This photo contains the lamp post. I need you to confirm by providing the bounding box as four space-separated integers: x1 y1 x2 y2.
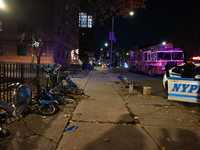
109 16 115 72
109 12 134 72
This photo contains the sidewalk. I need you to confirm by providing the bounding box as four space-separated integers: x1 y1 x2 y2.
57 67 200 150
0 67 199 150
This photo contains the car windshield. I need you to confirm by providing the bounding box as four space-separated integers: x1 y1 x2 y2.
157 52 183 60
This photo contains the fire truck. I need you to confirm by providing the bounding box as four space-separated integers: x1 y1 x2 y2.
128 43 184 76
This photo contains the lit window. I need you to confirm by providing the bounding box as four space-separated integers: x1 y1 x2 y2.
79 12 93 28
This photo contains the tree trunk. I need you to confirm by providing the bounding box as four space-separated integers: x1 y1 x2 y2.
31 46 35 63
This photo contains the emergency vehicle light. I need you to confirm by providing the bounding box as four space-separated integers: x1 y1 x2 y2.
192 56 200 60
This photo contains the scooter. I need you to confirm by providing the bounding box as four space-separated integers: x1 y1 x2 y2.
0 83 31 136
49 64 84 95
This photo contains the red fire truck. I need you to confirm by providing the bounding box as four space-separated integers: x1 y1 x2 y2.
128 43 184 76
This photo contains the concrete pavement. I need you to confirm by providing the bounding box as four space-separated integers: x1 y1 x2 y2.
0 67 199 150
57 67 200 150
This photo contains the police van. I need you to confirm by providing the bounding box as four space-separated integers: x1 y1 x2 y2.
163 56 200 103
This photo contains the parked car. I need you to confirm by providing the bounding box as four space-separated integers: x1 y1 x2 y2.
163 62 200 90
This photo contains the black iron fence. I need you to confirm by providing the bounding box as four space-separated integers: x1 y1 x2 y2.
0 62 90 105
0 62 46 104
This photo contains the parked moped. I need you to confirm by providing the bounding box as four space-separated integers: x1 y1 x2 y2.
0 83 31 136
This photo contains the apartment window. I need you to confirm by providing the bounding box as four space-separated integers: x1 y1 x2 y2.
61 48 64 58
61 32 64 40
66 34 68 43
62 14 65 22
17 22 26 33
66 4 69 10
57 27 60 37
57 47 60 57
0 21 2 31
17 44 26 56
57 7 61 16
65 50 68 58
0 44 3 55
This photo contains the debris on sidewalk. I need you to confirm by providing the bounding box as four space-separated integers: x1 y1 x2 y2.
63 114 71 118
104 138 110 142
65 126 78 131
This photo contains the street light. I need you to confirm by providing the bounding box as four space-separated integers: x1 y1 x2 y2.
0 0 5 9
0 1 3 8
109 11 134 72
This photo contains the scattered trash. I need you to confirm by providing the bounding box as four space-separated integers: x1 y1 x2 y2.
166 138 171 141
65 126 78 131
104 139 110 142
93 119 99 123
63 114 71 118
161 146 167 150
121 123 127 125
129 81 133 93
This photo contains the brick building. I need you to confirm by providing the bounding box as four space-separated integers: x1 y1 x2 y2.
0 0 79 66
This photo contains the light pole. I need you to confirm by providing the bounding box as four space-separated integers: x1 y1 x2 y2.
109 11 134 72
109 16 115 72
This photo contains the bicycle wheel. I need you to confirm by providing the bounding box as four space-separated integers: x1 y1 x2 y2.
69 87 84 95
57 96 75 105
39 104 59 116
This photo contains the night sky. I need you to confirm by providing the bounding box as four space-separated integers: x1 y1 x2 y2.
94 0 200 54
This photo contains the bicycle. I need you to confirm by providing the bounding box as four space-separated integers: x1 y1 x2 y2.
43 63 84 95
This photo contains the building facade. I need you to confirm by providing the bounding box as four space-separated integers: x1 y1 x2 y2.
79 12 95 64
0 0 79 65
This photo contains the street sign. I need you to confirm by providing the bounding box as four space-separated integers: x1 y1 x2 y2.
109 31 115 41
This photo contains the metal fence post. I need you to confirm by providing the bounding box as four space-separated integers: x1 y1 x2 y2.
37 64 40 93
21 63 24 83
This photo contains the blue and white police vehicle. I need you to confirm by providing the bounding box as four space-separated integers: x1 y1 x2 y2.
163 56 200 103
